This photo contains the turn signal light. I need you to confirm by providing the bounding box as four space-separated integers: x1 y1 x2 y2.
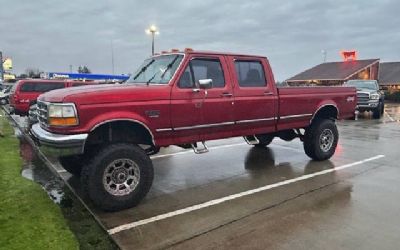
49 117 78 126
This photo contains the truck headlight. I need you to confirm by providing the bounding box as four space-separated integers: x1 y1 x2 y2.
370 94 379 100
48 103 78 126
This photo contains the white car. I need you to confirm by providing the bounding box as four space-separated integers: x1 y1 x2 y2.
0 86 11 105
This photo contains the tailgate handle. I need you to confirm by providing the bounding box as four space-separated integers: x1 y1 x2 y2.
221 92 233 97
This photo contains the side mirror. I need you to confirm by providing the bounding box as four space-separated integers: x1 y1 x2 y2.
198 79 212 89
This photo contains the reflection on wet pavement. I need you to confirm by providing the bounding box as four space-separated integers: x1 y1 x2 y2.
18 130 66 204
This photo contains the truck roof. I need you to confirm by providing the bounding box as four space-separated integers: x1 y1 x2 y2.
153 50 268 59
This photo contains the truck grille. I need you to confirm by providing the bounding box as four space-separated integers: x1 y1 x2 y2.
357 92 370 105
37 101 49 127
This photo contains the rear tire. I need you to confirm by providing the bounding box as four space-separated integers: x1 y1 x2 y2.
303 119 338 161
81 143 154 211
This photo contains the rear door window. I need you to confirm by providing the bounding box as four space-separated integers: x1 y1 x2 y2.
20 82 36 92
234 60 267 87
20 82 65 92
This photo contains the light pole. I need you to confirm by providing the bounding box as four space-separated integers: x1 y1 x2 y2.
145 25 159 56
0 51 4 81
321 50 327 63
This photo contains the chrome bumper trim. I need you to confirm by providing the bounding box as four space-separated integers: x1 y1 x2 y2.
30 123 88 157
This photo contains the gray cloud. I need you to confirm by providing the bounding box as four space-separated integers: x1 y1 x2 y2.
1 0 399 81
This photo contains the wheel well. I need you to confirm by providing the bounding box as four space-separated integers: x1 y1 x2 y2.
311 105 338 123
85 120 154 151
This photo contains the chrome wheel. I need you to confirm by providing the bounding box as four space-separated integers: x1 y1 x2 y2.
319 129 334 152
103 159 140 196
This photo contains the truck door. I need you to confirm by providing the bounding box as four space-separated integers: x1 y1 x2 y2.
170 54 234 143
228 56 277 136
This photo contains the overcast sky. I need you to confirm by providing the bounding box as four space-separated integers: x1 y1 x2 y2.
1 0 400 81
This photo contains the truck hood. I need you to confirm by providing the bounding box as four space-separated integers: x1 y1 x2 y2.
356 88 378 94
38 83 170 104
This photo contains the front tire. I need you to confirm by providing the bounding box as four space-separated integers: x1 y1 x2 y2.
372 104 382 119
81 143 154 211
303 119 338 161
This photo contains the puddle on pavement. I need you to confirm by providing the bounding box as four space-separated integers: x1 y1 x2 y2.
19 131 66 204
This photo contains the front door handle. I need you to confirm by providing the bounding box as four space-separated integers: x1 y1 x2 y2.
264 92 273 96
192 88 201 93
221 92 233 97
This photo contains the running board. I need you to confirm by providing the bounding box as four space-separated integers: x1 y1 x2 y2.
191 141 209 154
244 135 259 145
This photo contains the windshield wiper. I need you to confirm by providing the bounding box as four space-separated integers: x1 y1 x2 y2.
146 55 180 85
146 72 159 85
160 55 180 79
133 59 155 80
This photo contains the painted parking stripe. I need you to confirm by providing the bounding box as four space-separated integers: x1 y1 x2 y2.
108 154 385 235
385 112 396 122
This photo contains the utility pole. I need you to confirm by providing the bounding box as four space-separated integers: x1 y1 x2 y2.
0 51 4 81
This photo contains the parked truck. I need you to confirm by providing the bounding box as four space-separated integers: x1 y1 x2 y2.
30 49 356 211
343 80 384 119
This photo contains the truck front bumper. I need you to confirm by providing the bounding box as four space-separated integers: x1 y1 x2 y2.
30 123 88 157
356 100 379 111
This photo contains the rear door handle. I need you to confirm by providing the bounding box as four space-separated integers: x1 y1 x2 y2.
221 93 233 97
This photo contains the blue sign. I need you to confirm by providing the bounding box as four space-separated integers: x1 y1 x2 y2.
46 72 129 81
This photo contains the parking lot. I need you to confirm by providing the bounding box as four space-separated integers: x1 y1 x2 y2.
6 104 400 250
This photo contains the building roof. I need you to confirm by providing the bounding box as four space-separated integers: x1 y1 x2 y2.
286 59 380 82
379 62 400 85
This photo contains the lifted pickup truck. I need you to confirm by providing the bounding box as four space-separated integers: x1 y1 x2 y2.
31 49 356 211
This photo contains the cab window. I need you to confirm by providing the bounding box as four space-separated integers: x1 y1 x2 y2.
178 58 225 88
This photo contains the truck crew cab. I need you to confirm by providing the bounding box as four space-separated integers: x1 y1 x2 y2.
31 49 356 211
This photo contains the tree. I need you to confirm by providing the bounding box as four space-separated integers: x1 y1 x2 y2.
24 68 42 78
18 73 28 79
78 65 91 73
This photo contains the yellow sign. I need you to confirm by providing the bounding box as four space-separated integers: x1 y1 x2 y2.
3 58 12 70
3 73 15 80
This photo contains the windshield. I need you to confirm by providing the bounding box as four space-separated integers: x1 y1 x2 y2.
126 54 183 84
344 80 378 90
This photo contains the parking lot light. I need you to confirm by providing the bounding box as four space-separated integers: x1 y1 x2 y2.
145 25 159 56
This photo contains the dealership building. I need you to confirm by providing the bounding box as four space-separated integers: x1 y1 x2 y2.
286 55 400 92
378 62 400 91
286 59 380 86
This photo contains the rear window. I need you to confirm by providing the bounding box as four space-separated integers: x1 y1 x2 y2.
20 82 65 92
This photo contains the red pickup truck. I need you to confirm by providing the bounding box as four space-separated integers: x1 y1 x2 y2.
31 49 356 211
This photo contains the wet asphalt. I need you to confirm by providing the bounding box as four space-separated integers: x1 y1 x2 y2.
5 103 400 250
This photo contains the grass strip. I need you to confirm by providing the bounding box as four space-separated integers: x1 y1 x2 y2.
0 110 78 250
